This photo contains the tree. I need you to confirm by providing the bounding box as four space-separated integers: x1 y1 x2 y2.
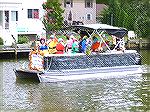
99 0 150 38
0 37 3 45
96 0 109 4
42 0 64 35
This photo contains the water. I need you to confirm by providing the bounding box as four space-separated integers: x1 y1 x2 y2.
1 50 150 112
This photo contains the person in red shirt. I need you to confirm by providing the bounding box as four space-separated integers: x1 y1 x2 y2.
56 38 65 54
91 36 100 52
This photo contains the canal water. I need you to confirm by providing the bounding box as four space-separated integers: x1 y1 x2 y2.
1 50 150 112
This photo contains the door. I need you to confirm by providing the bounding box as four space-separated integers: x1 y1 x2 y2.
5 11 9 29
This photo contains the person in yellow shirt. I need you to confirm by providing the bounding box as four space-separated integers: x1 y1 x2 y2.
47 35 58 54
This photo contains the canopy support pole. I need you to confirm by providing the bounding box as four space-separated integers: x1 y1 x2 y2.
96 30 111 51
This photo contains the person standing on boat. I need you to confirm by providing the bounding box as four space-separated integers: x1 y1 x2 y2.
86 37 92 55
72 37 79 54
91 36 100 52
56 38 65 54
39 38 48 51
66 35 74 53
38 38 49 56
47 35 58 54
119 38 125 52
79 36 87 53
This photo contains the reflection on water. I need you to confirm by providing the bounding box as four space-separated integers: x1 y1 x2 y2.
1 50 150 111
140 50 150 65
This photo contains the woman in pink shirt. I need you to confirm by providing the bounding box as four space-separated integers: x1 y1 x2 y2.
66 35 74 53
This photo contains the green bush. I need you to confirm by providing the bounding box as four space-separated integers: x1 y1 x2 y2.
18 36 29 44
0 37 3 45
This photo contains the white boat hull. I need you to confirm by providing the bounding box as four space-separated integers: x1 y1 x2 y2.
38 65 144 82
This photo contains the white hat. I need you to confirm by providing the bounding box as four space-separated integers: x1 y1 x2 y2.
58 38 63 42
70 35 74 39
50 35 54 38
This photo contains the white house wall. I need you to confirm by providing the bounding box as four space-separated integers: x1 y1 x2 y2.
0 0 46 46
0 0 22 45
0 0 97 46
17 0 45 35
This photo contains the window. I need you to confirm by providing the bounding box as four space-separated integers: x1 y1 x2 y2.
86 13 92 20
85 0 93 8
64 0 73 8
11 11 18 21
28 9 39 19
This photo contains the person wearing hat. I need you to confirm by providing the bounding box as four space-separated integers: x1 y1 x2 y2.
38 38 49 56
79 35 87 53
48 34 58 54
66 35 74 53
56 38 65 54
39 38 48 51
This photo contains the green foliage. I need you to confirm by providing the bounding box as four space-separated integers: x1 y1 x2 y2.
0 37 3 45
96 0 109 4
99 0 150 38
18 36 29 44
42 0 64 33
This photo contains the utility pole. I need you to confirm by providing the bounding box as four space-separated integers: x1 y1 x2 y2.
111 14 113 26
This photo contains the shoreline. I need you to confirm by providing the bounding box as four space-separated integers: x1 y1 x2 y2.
0 40 150 59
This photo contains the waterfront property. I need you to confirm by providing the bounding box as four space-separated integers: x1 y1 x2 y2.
15 24 142 82
62 0 96 25
0 0 46 46
0 0 105 47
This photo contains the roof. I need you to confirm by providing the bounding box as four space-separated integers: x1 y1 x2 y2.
63 24 126 30
77 24 124 30
63 24 128 38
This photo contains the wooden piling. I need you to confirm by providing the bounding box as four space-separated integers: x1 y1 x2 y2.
11 35 17 60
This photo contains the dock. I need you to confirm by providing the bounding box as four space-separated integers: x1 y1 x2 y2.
127 38 150 49
0 44 31 59
0 38 149 59
0 47 31 53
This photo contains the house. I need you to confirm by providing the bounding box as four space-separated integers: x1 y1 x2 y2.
0 0 22 46
0 0 46 46
62 0 96 26
0 0 98 46
96 4 107 23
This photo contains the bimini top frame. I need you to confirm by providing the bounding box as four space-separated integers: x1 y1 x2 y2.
63 24 127 38
62 24 128 51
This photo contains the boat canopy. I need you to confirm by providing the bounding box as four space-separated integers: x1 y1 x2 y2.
62 24 128 51
63 24 128 38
